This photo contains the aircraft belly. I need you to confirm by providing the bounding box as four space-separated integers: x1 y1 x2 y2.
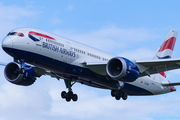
3 47 158 96
5 47 119 90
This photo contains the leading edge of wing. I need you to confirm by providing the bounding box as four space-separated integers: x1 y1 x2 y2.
83 58 180 77
136 58 180 66
136 58 180 77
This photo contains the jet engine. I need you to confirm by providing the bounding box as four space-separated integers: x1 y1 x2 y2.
106 57 139 82
4 62 36 86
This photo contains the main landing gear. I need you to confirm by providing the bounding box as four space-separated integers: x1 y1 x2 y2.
61 91 78 102
61 79 78 102
60 79 128 102
111 90 128 100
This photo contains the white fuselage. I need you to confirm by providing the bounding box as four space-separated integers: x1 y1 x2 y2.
2 28 174 96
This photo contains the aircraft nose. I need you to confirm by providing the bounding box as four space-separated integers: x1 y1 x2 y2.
2 36 13 54
2 36 13 49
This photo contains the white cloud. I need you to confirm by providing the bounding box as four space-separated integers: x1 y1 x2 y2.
87 26 160 42
53 25 160 54
0 73 180 120
0 2 37 39
1 56 180 120
0 3 35 21
0 2 38 62
0 3 179 119
44 81 180 120
0 3 47 118
119 47 155 60
0 77 52 120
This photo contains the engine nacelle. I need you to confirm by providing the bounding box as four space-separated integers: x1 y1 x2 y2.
106 57 139 82
4 62 36 86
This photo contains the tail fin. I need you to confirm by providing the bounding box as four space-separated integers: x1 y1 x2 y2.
152 29 178 60
152 29 178 77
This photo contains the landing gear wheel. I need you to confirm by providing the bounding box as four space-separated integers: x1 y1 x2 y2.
111 90 116 97
61 90 78 102
111 90 128 101
72 94 78 101
68 91 73 98
66 96 71 102
122 92 128 100
115 95 121 100
61 91 66 99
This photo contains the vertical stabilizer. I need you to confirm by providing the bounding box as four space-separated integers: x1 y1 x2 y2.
152 29 178 78
152 29 178 60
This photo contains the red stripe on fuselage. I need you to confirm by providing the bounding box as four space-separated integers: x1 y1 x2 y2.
29 31 55 40
158 37 176 52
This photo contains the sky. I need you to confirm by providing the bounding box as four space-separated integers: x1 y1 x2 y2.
1 0 180 120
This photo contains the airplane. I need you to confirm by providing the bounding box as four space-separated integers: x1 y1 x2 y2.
1 28 180 102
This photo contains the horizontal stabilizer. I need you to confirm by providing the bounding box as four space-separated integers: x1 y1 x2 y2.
162 82 180 86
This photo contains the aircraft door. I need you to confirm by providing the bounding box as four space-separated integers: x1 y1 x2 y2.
64 41 75 63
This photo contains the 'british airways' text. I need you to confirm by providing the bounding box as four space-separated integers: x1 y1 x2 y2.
42 42 76 57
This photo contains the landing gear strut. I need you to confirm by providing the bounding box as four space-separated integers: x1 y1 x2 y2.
61 79 78 102
111 90 128 100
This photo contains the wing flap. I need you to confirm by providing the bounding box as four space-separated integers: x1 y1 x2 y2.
32 67 46 77
32 66 63 79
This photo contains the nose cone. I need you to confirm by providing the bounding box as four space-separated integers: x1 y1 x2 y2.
2 36 13 54
2 36 12 49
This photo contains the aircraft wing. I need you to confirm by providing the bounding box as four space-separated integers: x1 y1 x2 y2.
32 66 63 80
83 58 180 77
136 58 180 77
2 58 180 80
82 61 108 75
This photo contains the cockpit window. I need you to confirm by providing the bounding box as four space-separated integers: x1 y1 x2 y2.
7 32 24 37
7 32 17 36
17 32 24 37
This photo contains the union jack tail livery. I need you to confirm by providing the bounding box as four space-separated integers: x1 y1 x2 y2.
153 30 178 60
152 29 178 78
